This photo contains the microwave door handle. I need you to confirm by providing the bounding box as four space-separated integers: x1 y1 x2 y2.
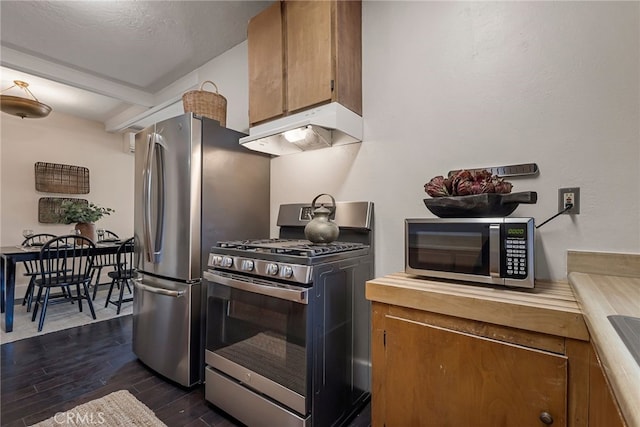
490 224 501 278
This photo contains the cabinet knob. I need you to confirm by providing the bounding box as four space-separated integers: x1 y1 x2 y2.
539 411 554 425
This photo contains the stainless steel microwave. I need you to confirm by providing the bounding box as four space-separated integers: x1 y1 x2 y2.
405 217 535 288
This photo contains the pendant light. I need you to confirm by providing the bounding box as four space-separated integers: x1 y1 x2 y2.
0 80 52 119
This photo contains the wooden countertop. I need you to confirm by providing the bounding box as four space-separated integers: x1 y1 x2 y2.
366 272 589 341
568 251 640 427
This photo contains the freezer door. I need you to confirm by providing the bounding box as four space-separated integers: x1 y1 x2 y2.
134 113 201 281
132 274 201 386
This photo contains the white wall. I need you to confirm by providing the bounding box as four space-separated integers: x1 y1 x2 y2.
268 1 640 281
2 2 638 288
197 41 251 135
127 42 252 134
0 110 135 289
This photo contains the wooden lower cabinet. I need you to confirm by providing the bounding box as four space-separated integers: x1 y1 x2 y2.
368 274 629 426
588 348 626 427
371 303 598 427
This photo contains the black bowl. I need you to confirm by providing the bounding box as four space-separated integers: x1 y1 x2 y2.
423 191 537 218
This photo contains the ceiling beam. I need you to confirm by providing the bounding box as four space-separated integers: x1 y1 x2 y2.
0 46 155 107
105 71 200 132
104 97 184 133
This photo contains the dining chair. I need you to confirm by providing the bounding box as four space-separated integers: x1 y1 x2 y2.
31 234 97 332
91 230 120 299
20 233 57 312
105 237 135 314
97 229 120 243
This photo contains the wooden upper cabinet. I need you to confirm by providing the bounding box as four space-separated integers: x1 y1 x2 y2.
248 0 362 127
248 1 284 125
285 1 332 114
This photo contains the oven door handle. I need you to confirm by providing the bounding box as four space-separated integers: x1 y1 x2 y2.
203 270 308 304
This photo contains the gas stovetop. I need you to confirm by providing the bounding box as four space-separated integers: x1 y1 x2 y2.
216 238 367 258
208 201 374 284
208 238 371 284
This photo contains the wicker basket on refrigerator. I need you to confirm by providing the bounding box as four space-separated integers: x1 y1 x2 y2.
182 80 227 127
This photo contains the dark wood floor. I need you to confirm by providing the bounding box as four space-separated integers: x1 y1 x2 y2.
0 315 371 427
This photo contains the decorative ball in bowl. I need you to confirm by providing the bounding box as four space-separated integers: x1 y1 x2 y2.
423 170 536 218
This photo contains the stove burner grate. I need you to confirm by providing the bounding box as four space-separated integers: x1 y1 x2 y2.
216 239 366 257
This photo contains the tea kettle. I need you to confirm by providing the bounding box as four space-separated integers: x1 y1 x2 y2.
304 193 340 244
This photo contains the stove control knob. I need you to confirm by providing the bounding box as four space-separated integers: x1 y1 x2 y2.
211 255 223 266
221 257 233 268
266 263 279 275
241 260 254 272
281 266 293 278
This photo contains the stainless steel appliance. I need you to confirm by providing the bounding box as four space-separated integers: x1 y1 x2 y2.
405 217 534 288
203 201 374 427
132 113 270 387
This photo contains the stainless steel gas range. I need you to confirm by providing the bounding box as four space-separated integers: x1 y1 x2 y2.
203 201 374 427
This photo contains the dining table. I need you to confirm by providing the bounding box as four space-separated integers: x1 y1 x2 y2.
0 241 125 333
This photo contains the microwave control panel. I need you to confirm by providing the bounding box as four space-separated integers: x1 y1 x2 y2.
503 223 529 279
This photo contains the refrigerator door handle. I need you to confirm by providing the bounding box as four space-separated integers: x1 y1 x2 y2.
143 133 166 263
142 133 153 262
134 279 186 298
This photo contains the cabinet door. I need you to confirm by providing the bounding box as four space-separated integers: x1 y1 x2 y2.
285 0 333 113
588 348 625 427
380 316 568 427
248 1 284 125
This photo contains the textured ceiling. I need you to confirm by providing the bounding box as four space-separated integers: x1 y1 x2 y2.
0 0 273 126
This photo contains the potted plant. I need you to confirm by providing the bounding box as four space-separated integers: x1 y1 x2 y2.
58 200 114 241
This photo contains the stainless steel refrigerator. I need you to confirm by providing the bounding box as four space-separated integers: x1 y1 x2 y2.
132 113 270 387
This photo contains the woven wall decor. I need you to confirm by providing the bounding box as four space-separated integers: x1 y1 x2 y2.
38 197 88 223
35 162 90 194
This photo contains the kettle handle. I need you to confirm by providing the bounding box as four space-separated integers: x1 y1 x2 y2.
311 193 336 214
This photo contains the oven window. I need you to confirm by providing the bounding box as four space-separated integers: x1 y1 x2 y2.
206 282 308 396
408 223 489 275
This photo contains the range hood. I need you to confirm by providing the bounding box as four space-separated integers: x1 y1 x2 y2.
239 102 363 156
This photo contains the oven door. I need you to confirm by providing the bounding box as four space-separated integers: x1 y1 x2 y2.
203 270 311 416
